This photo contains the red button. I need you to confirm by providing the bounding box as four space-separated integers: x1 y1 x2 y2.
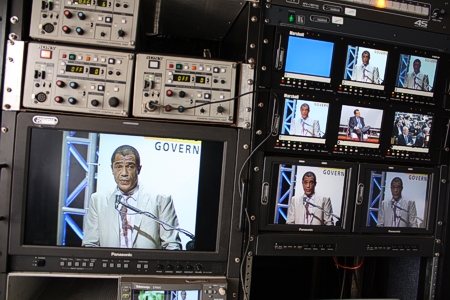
169 64 174 68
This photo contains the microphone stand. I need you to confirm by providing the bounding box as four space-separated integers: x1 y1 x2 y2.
391 201 423 222
303 197 340 220
116 196 195 240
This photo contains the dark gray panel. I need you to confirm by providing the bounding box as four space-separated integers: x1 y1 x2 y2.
0 112 16 273
141 0 246 41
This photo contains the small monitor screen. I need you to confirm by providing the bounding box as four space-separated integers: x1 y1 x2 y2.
23 128 223 252
337 105 383 148
279 97 329 144
394 54 438 97
261 157 357 234
391 111 433 153
365 171 430 229
284 35 334 83
342 45 388 90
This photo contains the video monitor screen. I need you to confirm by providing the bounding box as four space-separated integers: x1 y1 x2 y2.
365 171 431 229
22 128 224 252
337 105 384 148
284 35 334 83
279 96 330 144
132 289 200 300
395 54 438 97
342 45 388 90
391 111 433 153
261 157 356 232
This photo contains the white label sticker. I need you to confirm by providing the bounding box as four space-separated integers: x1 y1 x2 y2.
345 8 357 16
332 16 344 25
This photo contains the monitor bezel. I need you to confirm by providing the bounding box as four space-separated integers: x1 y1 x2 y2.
353 163 439 235
341 44 390 91
9 112 237 262
272 91 333 145
259 156 358 234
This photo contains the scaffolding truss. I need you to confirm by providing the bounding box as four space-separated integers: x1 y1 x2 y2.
367 171 386 226
281 99 297 135
397 54 410 87
274 164 296 223
345 46 358 79
57 131 98 246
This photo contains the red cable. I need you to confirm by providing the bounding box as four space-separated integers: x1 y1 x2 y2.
333 256 365 270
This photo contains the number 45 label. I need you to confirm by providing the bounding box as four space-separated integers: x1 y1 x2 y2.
414 20 428 28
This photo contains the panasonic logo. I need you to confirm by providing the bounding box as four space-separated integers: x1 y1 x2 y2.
111 252 133 257
388 230 401 233
299 228 314 232
32 115 58 125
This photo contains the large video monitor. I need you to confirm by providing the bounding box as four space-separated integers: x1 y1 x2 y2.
259 157 357 233
9 112 237 274
394 54 438 98
342 45 388 90
353 164 439 235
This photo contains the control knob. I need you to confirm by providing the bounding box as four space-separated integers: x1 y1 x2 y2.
64 10 72 18
76 27 84 35
179 91 186 98
68 97 77 105
217 106 225 113
108 97 120 107
77 12 86 20
166 90 174 97
62 25 71 34
91 99 100 107
54 96 63 103
218 288 227 296
69 82 78 89
433 8 446 17
117 29 125 37
193 263 203 271
56 80 65 88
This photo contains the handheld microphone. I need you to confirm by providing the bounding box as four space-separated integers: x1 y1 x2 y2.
302 120 312 127
115 195 121 210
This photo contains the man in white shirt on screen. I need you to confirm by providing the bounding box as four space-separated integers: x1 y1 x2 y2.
82 145 181 249
286 171 334 226
290 103 321 137
377 177 419 228
351 50 380 84
405 59 430 91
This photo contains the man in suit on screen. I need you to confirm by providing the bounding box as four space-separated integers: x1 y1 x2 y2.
377 177 418 228
397 127 413 146
348 109 369 142
405 59 430 91
351 50 380 84
82 145 181 249
286 171 334 226
290 103 321 137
